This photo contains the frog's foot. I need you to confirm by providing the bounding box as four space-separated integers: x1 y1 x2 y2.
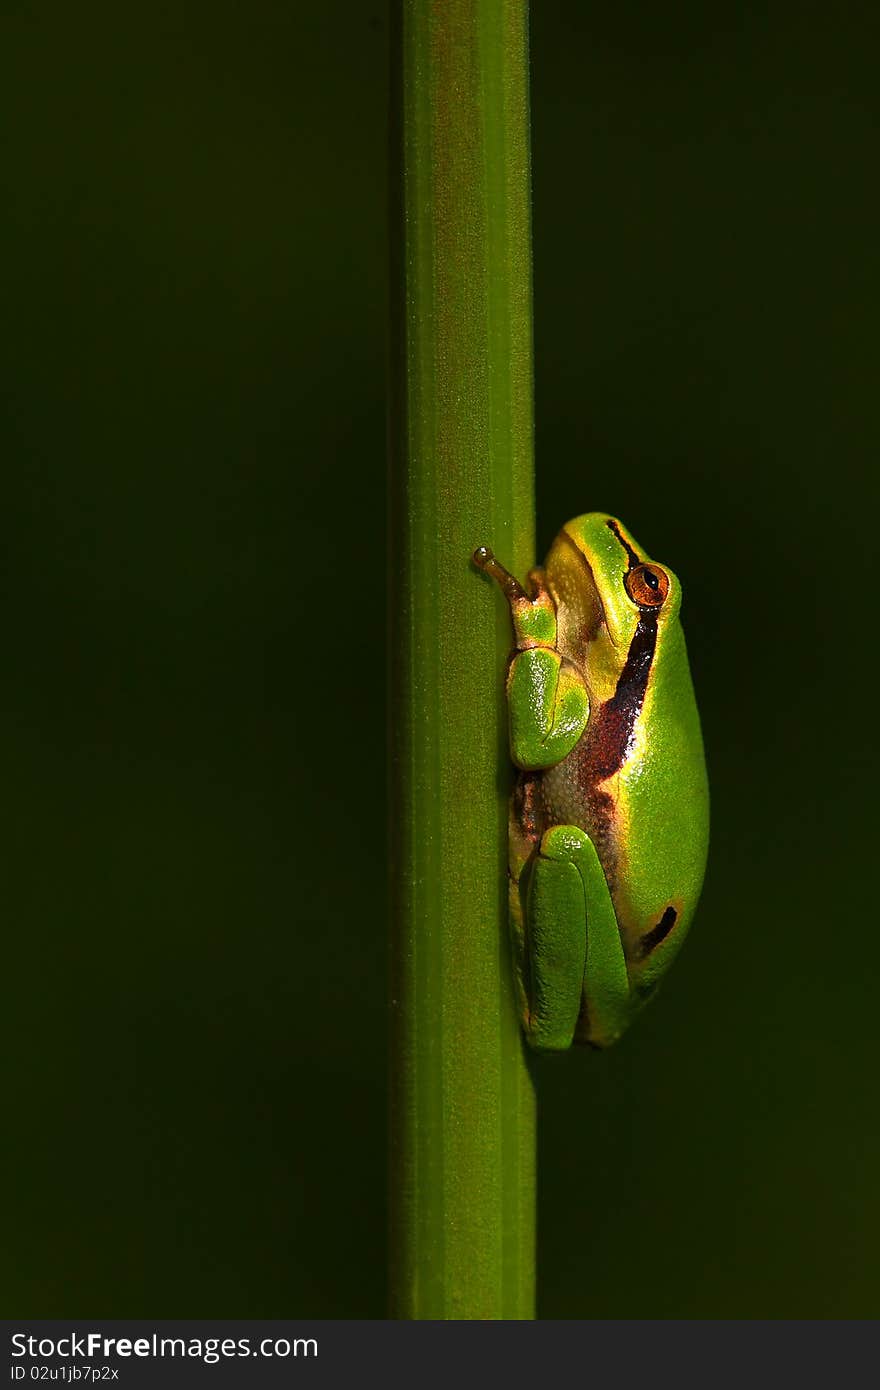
523 825 631 1051
474 547 557 649
473 546 529 602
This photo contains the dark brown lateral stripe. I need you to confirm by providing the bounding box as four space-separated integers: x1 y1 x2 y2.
606 517 641 570
639 906 678 958
568 518 659 878
579 610 659 784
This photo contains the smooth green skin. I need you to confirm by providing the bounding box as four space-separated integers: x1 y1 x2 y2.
478 512 710 1050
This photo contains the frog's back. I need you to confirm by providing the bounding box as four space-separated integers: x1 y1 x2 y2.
612 624 709 973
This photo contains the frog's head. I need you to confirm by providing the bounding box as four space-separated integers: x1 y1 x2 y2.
545 513 682 677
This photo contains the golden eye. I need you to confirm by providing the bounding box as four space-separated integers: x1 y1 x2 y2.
625 563 669 609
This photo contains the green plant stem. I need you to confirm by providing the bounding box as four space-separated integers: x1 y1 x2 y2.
388 0 537 1320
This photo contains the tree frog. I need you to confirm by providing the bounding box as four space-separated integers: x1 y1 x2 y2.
474 513 709 1050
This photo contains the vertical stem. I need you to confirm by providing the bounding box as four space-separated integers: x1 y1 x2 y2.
389 0 537 1320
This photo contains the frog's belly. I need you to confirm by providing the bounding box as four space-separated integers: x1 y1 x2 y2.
540 737 622 887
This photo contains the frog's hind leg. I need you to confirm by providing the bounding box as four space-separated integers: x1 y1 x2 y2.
520 825 631 1051
515 828 586 1051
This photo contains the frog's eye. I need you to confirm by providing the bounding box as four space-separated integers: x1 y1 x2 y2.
625 563 669 609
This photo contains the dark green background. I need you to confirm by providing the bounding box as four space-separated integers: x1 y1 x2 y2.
2 3 877 1316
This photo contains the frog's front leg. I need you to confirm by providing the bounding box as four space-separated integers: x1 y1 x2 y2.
473 547 588 769
520 826 632 1051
